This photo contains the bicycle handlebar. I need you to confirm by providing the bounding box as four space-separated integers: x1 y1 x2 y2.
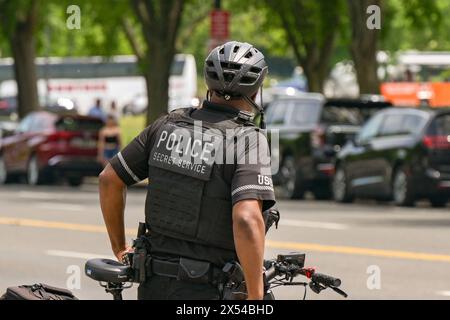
264 261 342 289
311 273 341 288
264 265 277 282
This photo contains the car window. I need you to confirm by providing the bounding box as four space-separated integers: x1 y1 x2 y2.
378 114 405 136
321 106 364 125
16 114 34 132
266 101 289 125
357 113 383 142
171 59 185 76
378 114 424 137
291 100 322 125
402 115 425 135
428 114 450 135
29 114 51 132
55 117 104 131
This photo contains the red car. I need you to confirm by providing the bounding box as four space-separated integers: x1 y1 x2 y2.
0 111 104 186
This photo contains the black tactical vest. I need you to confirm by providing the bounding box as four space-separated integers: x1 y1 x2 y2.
146 108 253 251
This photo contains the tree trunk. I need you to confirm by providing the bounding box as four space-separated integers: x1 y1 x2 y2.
10 23 39 118
268 0 340 94
131 0 184 126
144 47 172 124
303 65 324 93
348 0 381 94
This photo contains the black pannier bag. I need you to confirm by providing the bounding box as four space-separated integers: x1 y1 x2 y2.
0 283 78 300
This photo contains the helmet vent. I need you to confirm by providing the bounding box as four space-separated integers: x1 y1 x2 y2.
207 71 219 80
240 75 257 84
250 66 262 73
219 47 225 54
245 52 253 59
221 62 241 70
233 46 240 53
223 72 235 82
206 61 214 67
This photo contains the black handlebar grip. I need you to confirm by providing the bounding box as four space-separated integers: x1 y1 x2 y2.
264 266 277 282
312 273 341 287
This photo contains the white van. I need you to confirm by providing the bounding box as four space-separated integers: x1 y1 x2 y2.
122 54 198 115
0 54 198 115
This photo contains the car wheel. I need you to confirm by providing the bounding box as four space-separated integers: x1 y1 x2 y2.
429 196 448 208
27 155 45 186
280 156 305 199
67 176 83 187
332 167 353 203
0 155 10 184
392 168 415 207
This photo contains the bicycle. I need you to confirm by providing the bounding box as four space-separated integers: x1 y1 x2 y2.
85 252 347 300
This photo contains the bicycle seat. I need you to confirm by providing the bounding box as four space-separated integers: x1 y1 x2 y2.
85 259 131 283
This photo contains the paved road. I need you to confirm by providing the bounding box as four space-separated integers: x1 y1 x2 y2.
0 184 449 300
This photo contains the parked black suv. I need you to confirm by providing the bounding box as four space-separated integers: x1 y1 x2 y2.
333 107 450 207
267 94 390 199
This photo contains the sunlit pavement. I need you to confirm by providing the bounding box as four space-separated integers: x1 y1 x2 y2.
0 184 449 300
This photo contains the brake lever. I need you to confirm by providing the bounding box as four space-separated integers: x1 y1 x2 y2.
283 281 308 286
330 286 348 298
309 281 326 294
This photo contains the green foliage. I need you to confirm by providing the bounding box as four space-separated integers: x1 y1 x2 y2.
120 114 146 145
2 0 450 93
381 0 450 51
0 0 39 56
35 0 134 57
176 0 211 73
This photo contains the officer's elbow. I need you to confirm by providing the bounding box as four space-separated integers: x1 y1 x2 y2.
232 201 264 234
234 213 262 234
99 164 124 189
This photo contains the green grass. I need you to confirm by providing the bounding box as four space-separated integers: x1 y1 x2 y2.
119 115 146 146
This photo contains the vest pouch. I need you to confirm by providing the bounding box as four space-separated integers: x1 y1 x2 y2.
177 258 211 284
147 169 206 238
196 196 234 250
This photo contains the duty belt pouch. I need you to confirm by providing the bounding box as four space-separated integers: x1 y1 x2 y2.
177 258 211 284
132 236 148 283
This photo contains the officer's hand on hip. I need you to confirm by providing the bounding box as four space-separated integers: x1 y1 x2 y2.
115 246 134 264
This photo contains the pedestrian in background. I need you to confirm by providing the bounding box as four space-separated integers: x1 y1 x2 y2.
97 114 121 167
110 100 121 121
88 98 106 121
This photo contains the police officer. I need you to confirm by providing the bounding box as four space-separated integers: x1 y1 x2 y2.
99 41 276 300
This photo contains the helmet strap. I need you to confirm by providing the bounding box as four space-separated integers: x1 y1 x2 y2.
209 89 266 129
243 86 266 129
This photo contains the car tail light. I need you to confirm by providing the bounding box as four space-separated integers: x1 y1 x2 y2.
422 135 450 149
311 126 326 148
317 163 335 176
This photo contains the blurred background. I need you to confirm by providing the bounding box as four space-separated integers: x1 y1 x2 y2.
0 0 450 300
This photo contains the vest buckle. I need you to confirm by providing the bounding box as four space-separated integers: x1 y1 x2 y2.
237 111 254 122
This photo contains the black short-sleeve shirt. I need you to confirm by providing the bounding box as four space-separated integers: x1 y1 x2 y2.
109 101 276 265
110 101 276 209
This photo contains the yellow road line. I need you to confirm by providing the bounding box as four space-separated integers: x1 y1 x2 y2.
0 217 136 235
2 216 450 263
266 240 450 263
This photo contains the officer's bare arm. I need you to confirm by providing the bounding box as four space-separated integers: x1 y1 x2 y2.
99 164 129 260
232 199 265 300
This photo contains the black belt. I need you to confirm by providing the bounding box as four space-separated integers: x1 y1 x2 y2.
148 257 224 285
150 259 179 278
